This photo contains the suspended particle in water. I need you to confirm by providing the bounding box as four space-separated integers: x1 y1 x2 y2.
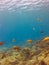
37 17 42 22
32 27 36 31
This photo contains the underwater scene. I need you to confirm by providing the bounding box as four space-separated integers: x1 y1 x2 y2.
0 0 49 65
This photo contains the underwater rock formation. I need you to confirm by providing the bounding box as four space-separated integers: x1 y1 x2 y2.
0 37 49 65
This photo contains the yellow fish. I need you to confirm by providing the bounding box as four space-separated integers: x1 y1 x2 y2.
27 40 33 43
42 37 49 42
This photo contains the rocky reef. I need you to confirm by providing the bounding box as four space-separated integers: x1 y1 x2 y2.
0 37 49 65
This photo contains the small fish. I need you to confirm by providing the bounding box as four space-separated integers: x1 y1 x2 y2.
42 37 49 42
0 42 4 46
40 31 44 34
12 38 16 42
13 46 20 50
27 40 33 43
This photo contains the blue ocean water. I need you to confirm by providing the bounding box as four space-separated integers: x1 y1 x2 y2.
0 0 49 48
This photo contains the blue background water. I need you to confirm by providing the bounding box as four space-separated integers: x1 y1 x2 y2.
0 2 49 48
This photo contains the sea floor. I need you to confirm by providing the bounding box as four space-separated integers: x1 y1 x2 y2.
0 37 49 65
